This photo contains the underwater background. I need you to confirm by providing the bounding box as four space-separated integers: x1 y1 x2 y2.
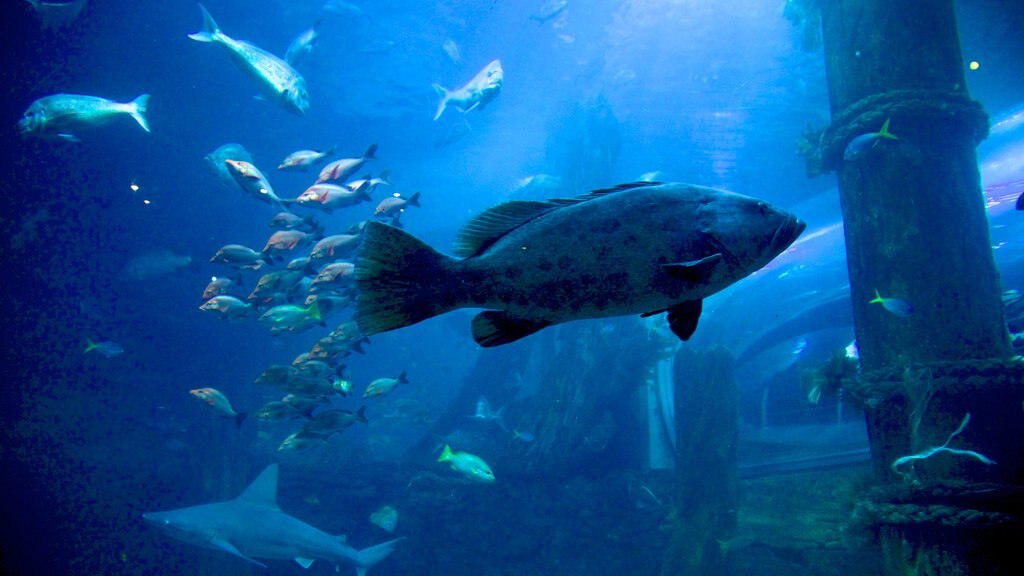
2 1 1023 575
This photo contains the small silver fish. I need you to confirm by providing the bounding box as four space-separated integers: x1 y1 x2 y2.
316 144 378 184
278 147 334 171
18 93 150 142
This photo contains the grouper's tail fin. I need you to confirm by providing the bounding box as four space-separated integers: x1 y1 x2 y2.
188 4 221 43
354 221 461 336
353 537 405 576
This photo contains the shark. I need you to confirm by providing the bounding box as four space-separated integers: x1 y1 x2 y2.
143 464 403 575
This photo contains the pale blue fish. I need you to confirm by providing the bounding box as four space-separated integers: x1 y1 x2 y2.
869 289 913 317
432 60 503 121
844 118 898 161
285 20 321 68
18 93 149 142
188 4 309 115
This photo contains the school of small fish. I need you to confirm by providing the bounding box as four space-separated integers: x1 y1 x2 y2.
26 2 832 563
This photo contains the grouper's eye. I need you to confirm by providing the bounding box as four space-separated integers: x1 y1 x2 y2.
757 202 769 216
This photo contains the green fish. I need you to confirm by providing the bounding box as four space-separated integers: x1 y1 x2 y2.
437 445 495 483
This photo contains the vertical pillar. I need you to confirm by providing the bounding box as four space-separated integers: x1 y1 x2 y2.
662 347 737 576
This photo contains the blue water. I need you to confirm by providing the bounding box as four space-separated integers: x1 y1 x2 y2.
2 1 1023 575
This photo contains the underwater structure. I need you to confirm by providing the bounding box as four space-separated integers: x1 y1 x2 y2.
805 0 1024 573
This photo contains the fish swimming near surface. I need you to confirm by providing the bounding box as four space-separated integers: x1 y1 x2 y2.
844 118 898 161
432 59 504 121
355 182 805 347
122 250 192 280
24 0 87 29
285 20 321 68
18 93 149 142
142 464 403 575
529 0 569 24
188 4 309 115
437 445 495 483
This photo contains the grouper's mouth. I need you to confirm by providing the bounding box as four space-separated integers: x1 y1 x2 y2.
769 215 806 254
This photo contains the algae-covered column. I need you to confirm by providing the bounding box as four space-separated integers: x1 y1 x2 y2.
814 1 1023 573
661 347 737 576
820 0 1007 376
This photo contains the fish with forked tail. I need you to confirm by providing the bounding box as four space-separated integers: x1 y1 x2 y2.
354 182 805 347
432 60 503 121
18 93 150 142
143 464 403 573
188 4 309 115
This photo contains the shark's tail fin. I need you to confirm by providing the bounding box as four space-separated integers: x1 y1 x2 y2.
354 537 405 576
188 4 222 43
432 84 450 121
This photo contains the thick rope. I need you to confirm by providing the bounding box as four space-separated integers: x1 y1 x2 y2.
800 89 990 176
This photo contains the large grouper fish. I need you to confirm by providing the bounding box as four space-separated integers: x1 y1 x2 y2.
355 182 805 347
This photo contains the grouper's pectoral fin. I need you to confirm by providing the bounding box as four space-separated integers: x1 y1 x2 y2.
661 253 723 284
471 311 552 347
211 536 266 568
666 299 703 341
642 300 703 342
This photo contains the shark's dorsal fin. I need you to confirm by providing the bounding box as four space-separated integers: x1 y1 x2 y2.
453 182 661 258
235 464 279 509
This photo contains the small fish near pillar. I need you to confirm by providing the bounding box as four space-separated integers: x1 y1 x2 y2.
799 0 1023 573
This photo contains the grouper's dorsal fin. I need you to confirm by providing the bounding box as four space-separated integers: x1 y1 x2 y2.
235 464 279 509
453 182 662 258
547 181 662 207
454 201 561 257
